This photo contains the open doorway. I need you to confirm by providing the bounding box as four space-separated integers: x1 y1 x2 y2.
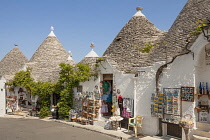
101 74 113 117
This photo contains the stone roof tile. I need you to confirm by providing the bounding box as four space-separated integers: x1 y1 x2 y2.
103 8 166 73
0 47 28 79
28 29 75 82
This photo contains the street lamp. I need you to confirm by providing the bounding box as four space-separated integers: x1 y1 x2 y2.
201 19 210 41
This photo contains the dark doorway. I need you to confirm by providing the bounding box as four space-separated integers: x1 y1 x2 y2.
167 123 182 138
102 74 113 116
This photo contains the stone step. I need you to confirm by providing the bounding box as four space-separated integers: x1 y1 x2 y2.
193 129 210 138
197 122 210 131
193 135 210 140
155 135 181 140
93 120 106 128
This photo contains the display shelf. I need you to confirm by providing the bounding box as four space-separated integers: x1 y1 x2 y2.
195 106 209 113
196 94 210 99
82 98 99 125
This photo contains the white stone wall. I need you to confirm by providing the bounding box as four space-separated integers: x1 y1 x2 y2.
161 54 196 121
77 59 135 121
79 60 135 99
192 35 210 124
80 78 100 93
114 72 134 99
0 77 6 116
136 62 165 136
100 60 135 98
135 34 210 137
136 48 196 136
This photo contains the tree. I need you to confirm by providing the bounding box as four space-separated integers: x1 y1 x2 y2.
8 67 33 89
56 63 92 119
31 82 55 118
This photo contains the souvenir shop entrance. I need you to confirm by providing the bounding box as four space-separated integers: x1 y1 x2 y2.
6 87 36 114
101 74 113 116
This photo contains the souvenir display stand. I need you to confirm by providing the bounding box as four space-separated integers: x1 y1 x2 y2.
6 96 17 113
81 98 99 125
109 116 123 131
195 82 210 122
151 88 182 138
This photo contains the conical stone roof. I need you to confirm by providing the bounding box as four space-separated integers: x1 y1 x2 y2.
27 27 74 82
103 7 166 73
0 46 28 81
79 43 99 71
154 0 210 59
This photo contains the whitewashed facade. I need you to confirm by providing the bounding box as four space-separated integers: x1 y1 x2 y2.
135 34 210 138
0 76 6 116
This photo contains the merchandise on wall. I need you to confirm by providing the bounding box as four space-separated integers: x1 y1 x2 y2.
199 110 208 122
6 96 17 113
161 88 181 124
158 94 164 118
206 49 210 65
94 85 100 100
163 88 181 116
198 82 209 95
73 92 83 113
151 93 164 118
181 87 194 102
112 83 117 104
117 94 134 118
151 93 155 117
18 91 28 108
195 82 209 122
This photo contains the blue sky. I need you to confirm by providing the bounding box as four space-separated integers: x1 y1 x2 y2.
0 0 187 63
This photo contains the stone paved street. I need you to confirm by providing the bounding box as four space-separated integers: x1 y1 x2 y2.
0 118 116 140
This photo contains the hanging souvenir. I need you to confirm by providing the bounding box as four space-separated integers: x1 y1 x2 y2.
117 89 120 94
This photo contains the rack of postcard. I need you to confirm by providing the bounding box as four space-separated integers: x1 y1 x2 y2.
73 88 101 113
151 88 181 118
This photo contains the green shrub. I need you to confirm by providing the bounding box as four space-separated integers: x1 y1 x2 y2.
39 106 50 118
58 105 70 119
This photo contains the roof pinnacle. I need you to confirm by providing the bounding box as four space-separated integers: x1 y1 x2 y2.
90 43 94 50
133 7 145 17
68 51 72 57
14 44 18 48
50 26 54 31
67 51 73 60
136 7 143 11
85 43 99 57
48 26 56 37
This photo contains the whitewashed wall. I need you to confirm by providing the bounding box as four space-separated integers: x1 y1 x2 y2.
114 72 134 99
136 53 196 136
100 60 135 99
135 34 210 137
79 78 100 93
192 35 210 124
136 62 165 136
79 60 135 99
161 53 196 119
0 77 6 116
77 59 135 121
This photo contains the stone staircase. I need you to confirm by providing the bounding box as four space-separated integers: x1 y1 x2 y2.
193 122 210 140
